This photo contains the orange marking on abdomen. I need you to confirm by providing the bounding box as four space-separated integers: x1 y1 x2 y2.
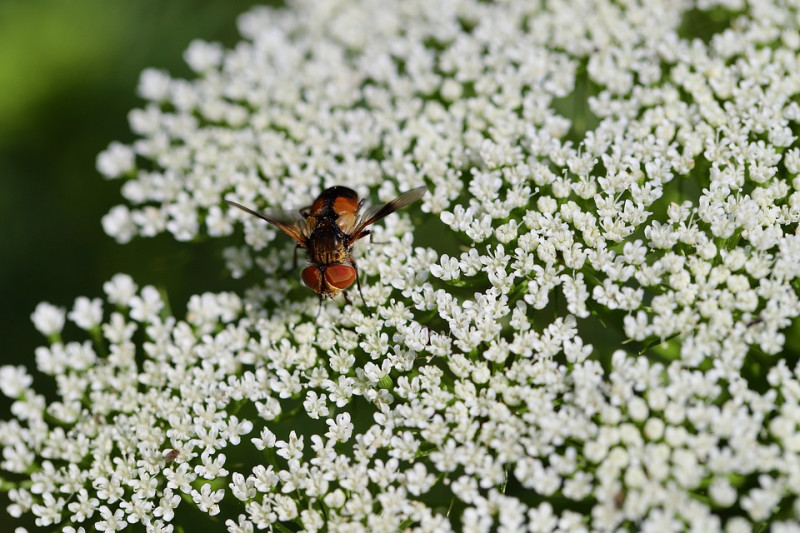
333 196 359 217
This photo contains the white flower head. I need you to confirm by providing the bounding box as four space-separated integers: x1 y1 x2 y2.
7 1 800 532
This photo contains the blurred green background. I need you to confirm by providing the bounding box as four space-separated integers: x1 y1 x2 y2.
0 0 266 368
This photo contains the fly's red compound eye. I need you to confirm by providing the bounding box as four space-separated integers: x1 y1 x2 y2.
302 266 323 293
324 265 356 290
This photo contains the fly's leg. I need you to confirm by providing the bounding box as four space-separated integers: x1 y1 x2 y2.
353 260 369 312
343 257 369 314
366 230 389 246
352 229 388 245
315 295 323 318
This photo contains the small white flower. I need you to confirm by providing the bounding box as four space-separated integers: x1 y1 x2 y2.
275 431 304 462
137 68 171 101
273 494 298 522
102 205 137 244
184 40 224 73
101 312 137 343
165 463 196 494
323 488 346 509
325 413 354 443
129 285 164 322
195 452 228 480
230 472 256 502
0 365 33 399
430 254 460 281
31 492 64 527
94 506 125 532
303 391 329 419
96 141 135 179
251 427 277 451
153 488 180 522
225 514 254 533
404 463 435 496
30 302 65 337
67 297 103 331
190 483 224 516
709 477 738 507
102 273 138 306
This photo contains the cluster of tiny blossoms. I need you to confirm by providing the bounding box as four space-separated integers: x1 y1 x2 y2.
5 0 800 531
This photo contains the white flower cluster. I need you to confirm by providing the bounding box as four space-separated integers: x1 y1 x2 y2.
5 0 800 531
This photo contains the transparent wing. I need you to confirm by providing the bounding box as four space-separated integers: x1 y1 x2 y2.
226 200 308 246
352 186 427 237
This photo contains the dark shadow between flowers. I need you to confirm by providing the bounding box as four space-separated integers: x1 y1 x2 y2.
677 7 744 44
